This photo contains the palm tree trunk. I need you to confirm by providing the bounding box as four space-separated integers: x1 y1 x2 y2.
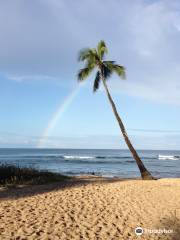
101 78 154 180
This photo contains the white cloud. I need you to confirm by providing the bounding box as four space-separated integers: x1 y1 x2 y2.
1 132 180 150
108 0 180 105
109 63 180 105
0 0 180 104
7 74 58 82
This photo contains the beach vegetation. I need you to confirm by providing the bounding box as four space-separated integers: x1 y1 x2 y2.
0 164 69 186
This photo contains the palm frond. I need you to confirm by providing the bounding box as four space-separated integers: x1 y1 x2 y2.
78 48 98 63
103 61 115 70
112 64 126 79
78 48 91 61
102 64 113 79
77 67 93 81
93 71 101 92
97 40 108 60
77 41 125 84
103 61 126 79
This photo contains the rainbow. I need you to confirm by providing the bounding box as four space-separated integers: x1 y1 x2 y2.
37 83 85 148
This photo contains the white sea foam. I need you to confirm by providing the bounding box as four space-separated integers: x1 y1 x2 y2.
158 155 180 160
63 155 94 160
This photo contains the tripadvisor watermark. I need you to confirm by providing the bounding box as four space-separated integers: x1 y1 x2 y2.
135 227 173 236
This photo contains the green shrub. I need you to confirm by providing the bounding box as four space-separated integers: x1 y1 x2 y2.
0 164 69 186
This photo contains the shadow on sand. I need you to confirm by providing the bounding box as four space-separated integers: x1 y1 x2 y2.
0 176 136 200
153 210 180 240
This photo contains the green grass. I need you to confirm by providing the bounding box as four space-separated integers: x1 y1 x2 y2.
0 164 69 186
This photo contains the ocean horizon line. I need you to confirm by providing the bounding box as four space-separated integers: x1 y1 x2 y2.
0 147 180 151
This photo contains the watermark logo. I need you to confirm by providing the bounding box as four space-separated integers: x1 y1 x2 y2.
135 226 173 236
135 227 144 236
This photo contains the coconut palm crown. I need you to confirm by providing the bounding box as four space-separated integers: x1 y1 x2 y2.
77 40 154 180
78 40 125 91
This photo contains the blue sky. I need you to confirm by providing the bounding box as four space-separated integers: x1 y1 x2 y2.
0 0 180 149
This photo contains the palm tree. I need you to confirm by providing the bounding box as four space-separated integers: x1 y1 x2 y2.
77 40 154 180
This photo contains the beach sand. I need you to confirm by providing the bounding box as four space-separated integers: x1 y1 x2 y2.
0 177 180 240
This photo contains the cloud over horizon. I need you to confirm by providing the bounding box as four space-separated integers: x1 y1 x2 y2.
1 131 180 150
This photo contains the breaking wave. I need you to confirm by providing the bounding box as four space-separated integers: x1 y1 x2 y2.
63 155 94 160
158 155 180 160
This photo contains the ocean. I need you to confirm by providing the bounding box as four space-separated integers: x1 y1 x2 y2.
0 148 180 178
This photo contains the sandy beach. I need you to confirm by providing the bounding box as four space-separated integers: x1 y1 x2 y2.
0 177 180 240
